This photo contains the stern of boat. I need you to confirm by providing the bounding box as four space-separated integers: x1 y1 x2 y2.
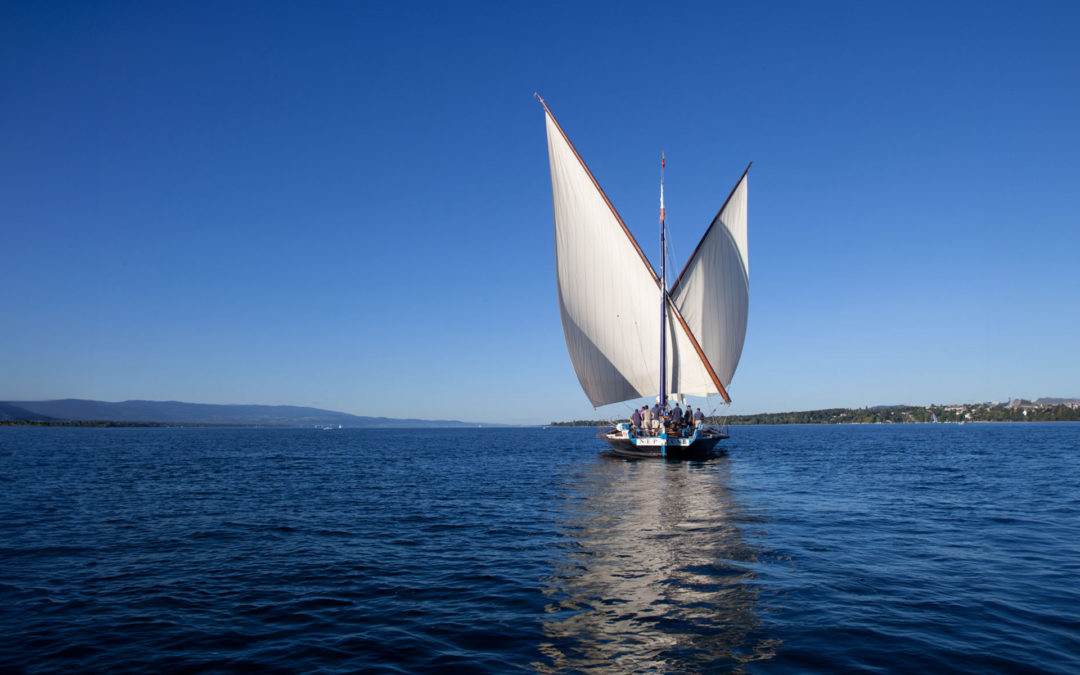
600 422 727 459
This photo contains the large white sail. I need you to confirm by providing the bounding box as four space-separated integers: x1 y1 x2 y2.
544 106 720 407
546 109 658 406
669 170 749 391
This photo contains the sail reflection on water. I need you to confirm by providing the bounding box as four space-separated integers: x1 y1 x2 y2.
536 456 778 673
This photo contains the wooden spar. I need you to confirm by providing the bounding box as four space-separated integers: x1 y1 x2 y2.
666 297 732 403
669 161 752 295
536 95 661 284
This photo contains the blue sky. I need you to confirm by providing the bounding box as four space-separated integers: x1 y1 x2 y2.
2 1 1077 424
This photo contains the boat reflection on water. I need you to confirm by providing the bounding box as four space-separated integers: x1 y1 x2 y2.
536 455 778 673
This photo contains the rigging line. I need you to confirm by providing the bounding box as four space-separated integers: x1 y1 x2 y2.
666 236 679 286
662 156 680 282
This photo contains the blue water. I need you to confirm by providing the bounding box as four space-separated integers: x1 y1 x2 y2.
1 424 1078 673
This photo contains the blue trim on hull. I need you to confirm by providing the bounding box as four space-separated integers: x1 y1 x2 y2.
602 426 728 459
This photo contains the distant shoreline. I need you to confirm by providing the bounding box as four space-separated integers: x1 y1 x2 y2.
547 420 1080 427
0 421 501 429
551 402 1080 426
0 420 257 428
3 400 1077 428
0 399 488 428
5 419 1079 430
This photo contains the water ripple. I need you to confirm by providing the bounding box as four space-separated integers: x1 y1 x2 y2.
0 424 1078 672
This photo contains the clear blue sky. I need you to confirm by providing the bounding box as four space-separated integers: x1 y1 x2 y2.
2 1 1077 424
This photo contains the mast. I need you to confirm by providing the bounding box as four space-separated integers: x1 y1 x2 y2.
659 153 667 409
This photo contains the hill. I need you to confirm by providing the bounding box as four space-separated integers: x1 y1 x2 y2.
1 399 485 428
0 402 57 423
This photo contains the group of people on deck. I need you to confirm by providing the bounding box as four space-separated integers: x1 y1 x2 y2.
630 402 705 437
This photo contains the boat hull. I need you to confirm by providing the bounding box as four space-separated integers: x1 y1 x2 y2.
600 425 728 459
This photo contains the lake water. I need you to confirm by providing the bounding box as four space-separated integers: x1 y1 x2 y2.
1 424 1078 673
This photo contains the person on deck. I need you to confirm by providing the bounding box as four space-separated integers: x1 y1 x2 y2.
641 406 653 436
631 407 642 432
670 403 683 431
694 408 705 425
683 406 694 427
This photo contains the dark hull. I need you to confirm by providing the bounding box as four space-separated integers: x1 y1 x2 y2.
604 433 727 459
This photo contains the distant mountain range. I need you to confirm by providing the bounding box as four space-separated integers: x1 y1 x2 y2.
0 399 488 428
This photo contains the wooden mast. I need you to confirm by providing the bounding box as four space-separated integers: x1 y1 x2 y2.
659 153 668 409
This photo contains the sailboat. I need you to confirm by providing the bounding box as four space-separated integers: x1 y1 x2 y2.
539 96 749 458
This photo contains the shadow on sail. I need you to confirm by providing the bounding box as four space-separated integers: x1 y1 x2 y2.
535 456 779 673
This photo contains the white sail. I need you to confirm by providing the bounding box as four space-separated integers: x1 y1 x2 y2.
543 103 744 407
665 303 722 397
669 171 749 391
546 110 656 406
